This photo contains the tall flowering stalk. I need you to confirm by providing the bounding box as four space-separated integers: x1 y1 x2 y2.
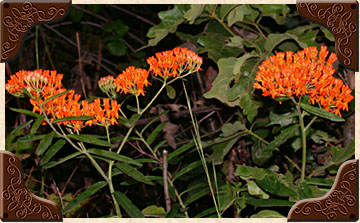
253 46 353 181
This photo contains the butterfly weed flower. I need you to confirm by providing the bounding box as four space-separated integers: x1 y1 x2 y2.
6 69 63 97
98 75 118 99
147 47 202 78
114 66 150 96
253 46 353 116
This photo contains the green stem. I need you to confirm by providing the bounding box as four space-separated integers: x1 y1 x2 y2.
35 25 40 69
296 103 307 182
136 96 140 114
305 116 317 132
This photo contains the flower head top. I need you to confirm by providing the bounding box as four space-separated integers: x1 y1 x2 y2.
254 46 353 116
114 66 150 96
98 75 117 99
147 47 202 78
6 70 63 97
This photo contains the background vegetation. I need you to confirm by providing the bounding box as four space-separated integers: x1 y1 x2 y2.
5 4 355 218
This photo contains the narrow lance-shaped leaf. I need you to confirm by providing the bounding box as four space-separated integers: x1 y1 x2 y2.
36 132 55 156
40 139 66 166
62 181 107 214
300 102 345 122
87 148 142 167
67 134 112 147
114 191 144 218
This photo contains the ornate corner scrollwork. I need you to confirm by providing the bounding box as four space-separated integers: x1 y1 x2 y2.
288 160 359 221
0 151 63 221
297 1 359 71
0 0 71 62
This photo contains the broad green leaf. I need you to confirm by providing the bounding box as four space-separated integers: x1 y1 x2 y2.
30 117 45 134
143 5 189 48
221 121 245 137
36 132 55 156
219 4 238 19
146 122 167 145
236 165 275 180
40 139 66 165
197 32 240 62
172 159 204 181
115 163 153 185
218 184 235 212
166 85 176 99
114 191 144 218
251 210 285 218
246 198 294 207
256 174 298 198
298 182 314 200
239 94 261 123
62 181 107 214
10 108 41 118
184 4 205 24
251 141 272 166
332 139 355 163
226 5 253 26
87 149 142 167
247 180 269 199
232 52 258 75
67 134 112 147
264 33 293 52
107 39 127 57
254 4 290 25
203 57 239 107
210 137 239 165
300 102 345 122
42 89 72 105
266 111 297 127
226 36 243 49
310 130 337 144
43 152 82 169
52 116 93 124
141 205 166 217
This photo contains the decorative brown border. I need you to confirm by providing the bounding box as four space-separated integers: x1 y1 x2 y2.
0 151 63 221
0 0 71 63
296 1 359 71
288 159 359 221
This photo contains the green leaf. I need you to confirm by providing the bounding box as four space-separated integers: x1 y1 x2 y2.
246 198 294 207
10 120 34 134
256 174 298 198
40 139 66 166
43 152 82 169
298 182 314 200
184 4 205 24
320 26 334 41
300 102 345 122
166 85 176 99
266 111 297 127
88 149 142 167
172 159 204 181
62 181 107 214
107 39 127 57
67 134 112 147
221 121 245 137
184 187 210 206
165 204 181 218
22 87 35 99
236 165 275 180
226 5 253 26
226 36 243 49
168 142 194 161
42 89 72 105
248 180 269 199
264 124 299 152
210 137 239 165
52 116 93 124
264 33 294 52
36 132 55 156
141 205 166 217
197 31 240 62
18 134 45 142
146 122 167 145
10 108 41 118
332 139 355 163
203 57 239 107
233 52 258 75
254 4 290 25
194 207 216 218
251 210 285 218
251 141 271 166
114 191 144 218
140 110 169 135
143 5 189 48
115 163 153 185
30 117 45 134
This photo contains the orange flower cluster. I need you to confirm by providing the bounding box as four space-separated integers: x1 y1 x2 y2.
147 47 202 78
254 46 353 116
5 69 63 97
6 70 120 131
114 66 150 96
